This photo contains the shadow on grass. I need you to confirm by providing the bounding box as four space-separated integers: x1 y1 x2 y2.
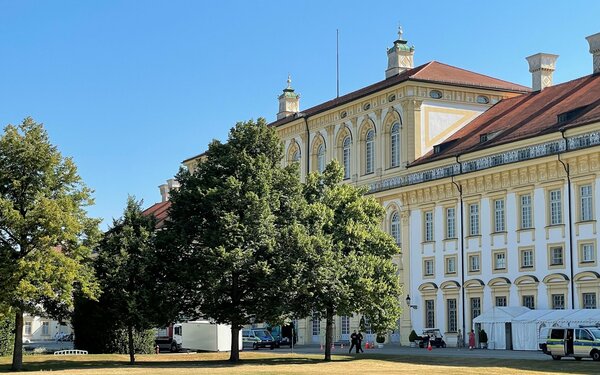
0 353 598 374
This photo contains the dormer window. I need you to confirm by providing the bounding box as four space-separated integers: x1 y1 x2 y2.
479 130 502 143
429 90 442 99
557 106 588 124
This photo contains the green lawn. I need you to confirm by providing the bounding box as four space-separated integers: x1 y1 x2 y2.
0 352 597 374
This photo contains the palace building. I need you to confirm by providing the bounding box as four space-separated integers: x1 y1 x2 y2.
177 29 600 346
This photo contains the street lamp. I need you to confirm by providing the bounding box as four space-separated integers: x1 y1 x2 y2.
405 295 418 309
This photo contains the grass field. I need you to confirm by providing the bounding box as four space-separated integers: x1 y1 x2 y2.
0 352 598 374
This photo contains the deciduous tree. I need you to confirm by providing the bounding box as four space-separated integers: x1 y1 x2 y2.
0 118 100 371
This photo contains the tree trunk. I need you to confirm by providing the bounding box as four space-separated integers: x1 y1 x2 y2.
11 309 23 371
127 325 135 365
229 326 240 362
324 308 334 361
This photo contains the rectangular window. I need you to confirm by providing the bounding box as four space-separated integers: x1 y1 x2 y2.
520 194 532 229
424 259 434 276
551 246 564 266
494 252 506 270
424 211 434 242
24 322 32 335
583 293 597 309
494 199 505 232
447 299 457 333
446 257 456 274
425 300 435 328
580 185 593 221
523 295 535 309
42 322 49 336
552 294 565 310
446 207 456 239
469 254 480 272
469 203 480 236
550 189 563 225
495 296 507 307
341 316 350 335
312 313 320 336
581 243 595 263
470 297 481 321
521 249 534 268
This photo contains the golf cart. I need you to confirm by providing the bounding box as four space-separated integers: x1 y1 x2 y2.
418 328 446 348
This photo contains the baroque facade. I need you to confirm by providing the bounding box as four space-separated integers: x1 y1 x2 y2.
179 29 600 346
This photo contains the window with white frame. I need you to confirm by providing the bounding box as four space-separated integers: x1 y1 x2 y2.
549 189 563 225
317 144 326 173
365 130 375 174
341 316 350 335
42 321 49 336
523 295 535 309
469 203 480 235
550 246 564 266
391 211 401 245
469 254 480 272
424 211 434 242
447 299 457 332
446 207 456 239
312 313 321 335
24 322 32 335
470 297 481 320
583 293 597 309
580 184 593 221
446 257 456 274
495 296 507 307
521 248 534 268
494 251 506 270
581 243 595 263
424 259 434 276
520 194 532 229
494 199 505 232
425 299 435 328
391 123 400 168
552 294 565 309
343 136 351 179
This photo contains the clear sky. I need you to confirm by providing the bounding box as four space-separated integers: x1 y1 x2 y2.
1 0 599 228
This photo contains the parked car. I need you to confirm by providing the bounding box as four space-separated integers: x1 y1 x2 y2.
417 328 446 348
544 326 600 361
242 329 276 350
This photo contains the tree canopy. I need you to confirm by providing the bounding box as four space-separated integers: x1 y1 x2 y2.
0 118 100 370
167 118 306 361
295 161 403 361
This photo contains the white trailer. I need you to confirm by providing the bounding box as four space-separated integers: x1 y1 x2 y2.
173 321 242 352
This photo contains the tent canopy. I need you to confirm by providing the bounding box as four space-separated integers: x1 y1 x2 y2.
514 309 600 324
473 306 530 324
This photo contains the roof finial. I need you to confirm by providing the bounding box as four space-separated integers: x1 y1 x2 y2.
287 73 292 89
398 25 403 41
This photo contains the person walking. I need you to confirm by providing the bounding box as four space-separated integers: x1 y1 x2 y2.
468 329 476 350
357 331 364 353
349 330 358 353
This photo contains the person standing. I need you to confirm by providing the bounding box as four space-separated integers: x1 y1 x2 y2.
457 329 463 349
357 331 364 353
349 330 358 353
468 329 476 350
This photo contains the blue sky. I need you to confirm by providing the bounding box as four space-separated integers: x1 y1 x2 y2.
1 1 599 228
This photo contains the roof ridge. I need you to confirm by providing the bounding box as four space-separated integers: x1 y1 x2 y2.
418 61 530 90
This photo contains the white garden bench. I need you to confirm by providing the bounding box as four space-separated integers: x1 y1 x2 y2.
53 350 88 355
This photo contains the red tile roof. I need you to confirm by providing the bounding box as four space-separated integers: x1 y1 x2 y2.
269 61 530 128
412 73 600 166
142 201 171 229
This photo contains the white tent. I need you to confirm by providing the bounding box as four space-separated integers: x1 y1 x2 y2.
472 307 530 349
512 309 600 350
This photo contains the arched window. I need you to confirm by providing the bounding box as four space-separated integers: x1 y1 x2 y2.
391 211 401 245
391 123 400 168
317 144 326 173
365 129 375 174
343 136 351 179
292 149 300 163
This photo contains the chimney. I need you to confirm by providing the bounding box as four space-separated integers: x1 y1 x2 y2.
159 179 180 202
385 26 415 79
277 74 300 120
586 32 600 74
526 53 558 91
